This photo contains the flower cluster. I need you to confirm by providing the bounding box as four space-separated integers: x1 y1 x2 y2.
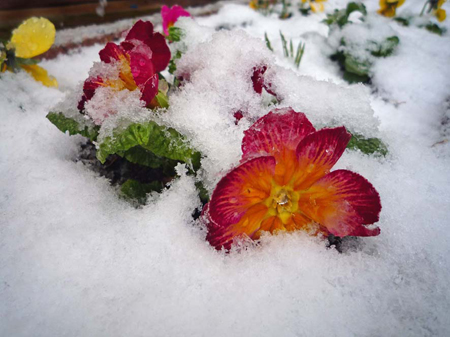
0 17 57 87
78 20 170 124
203 108 382 250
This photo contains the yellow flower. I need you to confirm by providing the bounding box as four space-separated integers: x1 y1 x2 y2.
3 17 58 87
302 0 327 13
10 17 55 58
433 0 447 22
378 0 405 17
249 0 258 9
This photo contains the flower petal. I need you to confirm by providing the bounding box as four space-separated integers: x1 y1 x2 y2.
251 65 266 94
21 64 57 87
293 127 351 190
10 17 55 58
99 42 126 63
146 33 171 73
206 203 269 250
125 19 154 42
298 169 381 237
242 108 316 162
161 5 191 35
209 156 276 228
78 76 104 111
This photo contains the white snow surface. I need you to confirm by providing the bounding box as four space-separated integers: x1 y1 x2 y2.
1 1 450 336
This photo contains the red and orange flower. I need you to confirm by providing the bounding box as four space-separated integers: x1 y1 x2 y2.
78 20 171 119
204 108 381 250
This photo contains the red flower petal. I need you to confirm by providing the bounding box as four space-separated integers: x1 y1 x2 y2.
242 108 316 162
209 156 276 227
251 65 266 94
124 20 170 73
99 42 126 63
125 20 154 43
298 169 381 237
293 127 351 191
140 74 159 106
78 76 104 111
128 43 155 86
146 33 171 73
206 203 269 250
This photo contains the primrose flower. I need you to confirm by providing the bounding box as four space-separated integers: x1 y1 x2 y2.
161 5 191 36
1 17 57 87
78 20 171 119
204 108 381 250
377 0 405 17
431 0 447 22
302 0 327 13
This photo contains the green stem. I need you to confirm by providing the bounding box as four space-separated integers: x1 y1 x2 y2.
420 1 429 16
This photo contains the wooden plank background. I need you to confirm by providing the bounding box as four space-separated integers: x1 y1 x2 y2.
0 0 216 39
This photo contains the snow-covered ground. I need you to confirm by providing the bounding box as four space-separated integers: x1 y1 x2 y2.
1 1 450 336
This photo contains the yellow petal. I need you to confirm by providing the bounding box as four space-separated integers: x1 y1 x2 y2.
310 2 324 12
21 64 58 87
436 8 447 22
10 17 55 59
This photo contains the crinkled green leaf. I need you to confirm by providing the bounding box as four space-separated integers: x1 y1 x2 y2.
347 133 388 156
97 121 201 171
120 179 164 204
47 112 99 140
344 55 370 76
343 71 370 84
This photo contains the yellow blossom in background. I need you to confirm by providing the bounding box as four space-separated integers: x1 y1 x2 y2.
378 0 405 17
302 0 327 13
10 17 55 58
250 0 258 9
3 17 58 87
432 0 447 21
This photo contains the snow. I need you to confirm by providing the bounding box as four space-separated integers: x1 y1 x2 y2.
1 0 450 336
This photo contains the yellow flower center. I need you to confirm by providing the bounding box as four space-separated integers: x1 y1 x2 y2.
265 183 300 224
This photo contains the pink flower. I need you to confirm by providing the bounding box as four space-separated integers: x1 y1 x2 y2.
78 20 171 121
203 108 382 250
161 5 191 36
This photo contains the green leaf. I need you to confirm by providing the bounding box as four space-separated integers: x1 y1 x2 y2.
264 32 273 52
370 36 400 57
393 17 410 26
155 91 169 109
323 2 366 28
424 23 446 36
120 179 164 204
346 2 367 16
347 133 388 156
168 50 182 75
120 146 176 169
97 121 202 172
195 181 210 204
168 26 184 42
344 55 370 76
15 57 39 66
47 112 99 140
343 71 370 84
